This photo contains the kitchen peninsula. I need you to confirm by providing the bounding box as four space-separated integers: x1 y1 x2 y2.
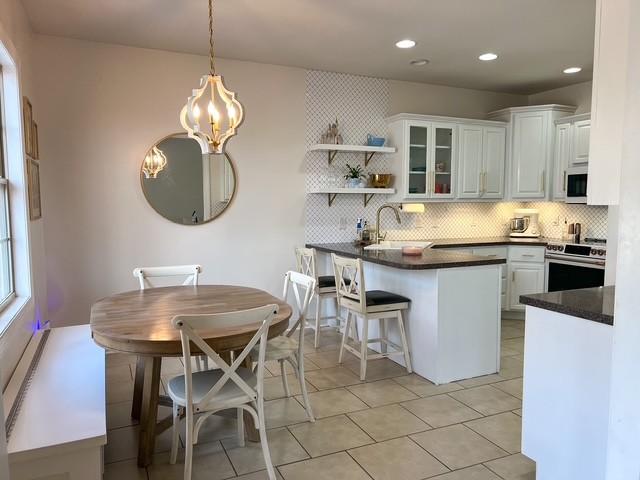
308 242 506 384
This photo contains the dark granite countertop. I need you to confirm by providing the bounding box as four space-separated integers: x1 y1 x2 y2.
520 286 615 325
307 243 506 270
430 237 551 248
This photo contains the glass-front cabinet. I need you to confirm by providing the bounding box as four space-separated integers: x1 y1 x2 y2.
403 121 456 199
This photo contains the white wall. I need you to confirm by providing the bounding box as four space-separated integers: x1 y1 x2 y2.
34 35 307 327
528 81 593 114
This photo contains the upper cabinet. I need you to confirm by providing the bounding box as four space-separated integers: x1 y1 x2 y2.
488 105 576 200
387 114 506 202
552 114 591 201
572 119 591 166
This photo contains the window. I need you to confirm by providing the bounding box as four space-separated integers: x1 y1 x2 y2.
0 70 14 310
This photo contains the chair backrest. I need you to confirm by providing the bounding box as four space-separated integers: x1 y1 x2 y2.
282 271 316 346
331 253 366 311
133 264 202 290
172 304 278 408
295 247 318 282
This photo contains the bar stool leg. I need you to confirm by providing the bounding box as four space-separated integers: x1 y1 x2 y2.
339 311 351 364
380 317 388 354
360 315 369 381
334 296 341 331
397 310 412 373
314 295 322 349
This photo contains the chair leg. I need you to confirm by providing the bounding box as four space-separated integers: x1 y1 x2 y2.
237 408 245 447
256 399 277 480
338 311 351 364
295 353 315 422
280 360 291 397
360 316 369 381
169 403 181 465
380 317 388 355
334 296 341 331
397 310 413 374
184 407 194 480
314 295 322 348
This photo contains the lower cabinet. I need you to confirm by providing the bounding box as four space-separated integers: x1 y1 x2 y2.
508 262 545 311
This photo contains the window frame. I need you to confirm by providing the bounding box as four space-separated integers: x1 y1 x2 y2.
0 69 15 313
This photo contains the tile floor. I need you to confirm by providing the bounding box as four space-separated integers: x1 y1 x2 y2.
104 319 534 480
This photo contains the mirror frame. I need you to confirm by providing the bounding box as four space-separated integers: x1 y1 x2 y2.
139 132 237 225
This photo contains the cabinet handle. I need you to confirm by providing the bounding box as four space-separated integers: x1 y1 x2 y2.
483 172 487 194
522 254 535 257
540 170 545 192
478 172 483 195
563 170 567 192
512 271 515 282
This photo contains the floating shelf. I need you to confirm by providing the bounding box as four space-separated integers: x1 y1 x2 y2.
308 144 396 166
308 187 395 207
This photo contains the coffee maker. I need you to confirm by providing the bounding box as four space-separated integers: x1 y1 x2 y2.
509 208 540 238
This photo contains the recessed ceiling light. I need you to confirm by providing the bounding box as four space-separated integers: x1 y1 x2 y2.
396 39 416 49
563 67 582 74
478 53 498 61
410 59 430 66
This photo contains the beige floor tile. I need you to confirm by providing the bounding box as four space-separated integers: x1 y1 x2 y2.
148 441 235 480
499 356 524 380
449 385 521 416
304 349 357 369
348 404 430 442
401 394 482 428
347 379 418 407
266 358 319 377
512 408 522 417
278 451 370 480
296 388 368 418
393 374 464 397
344 358 410 381
235 469 284 479
430 464 501 479
105 423 175 464
103 459 148 480
484 453 536 479
265 397 312 428
501 338 524 355
500 347 520 357
457 374 504 388
222 427 309 475
304 329 343 351
107 380 135 404
263 374 317 401
107 401 138 430
181 412 239 444
107 364 134 384
305 366 363 390
493 378 523 400
288 414 373 457
465 412 522 454
348 436 448 480
501 327 523 340
411 424 507 470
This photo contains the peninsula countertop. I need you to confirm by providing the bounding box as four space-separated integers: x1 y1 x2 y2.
307 242 507 270
520 286 615 325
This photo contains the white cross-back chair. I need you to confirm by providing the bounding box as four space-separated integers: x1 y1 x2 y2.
332 253 413 381
132 264 207 370
295 247 342 349
168 304 279 480
250 271 316 421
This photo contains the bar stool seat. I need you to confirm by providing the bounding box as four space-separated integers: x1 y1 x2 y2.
365 291 410 308
317 275 336 289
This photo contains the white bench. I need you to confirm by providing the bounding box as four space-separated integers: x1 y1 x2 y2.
7 324 106 480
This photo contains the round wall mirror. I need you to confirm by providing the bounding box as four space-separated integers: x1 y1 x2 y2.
140 133 236 225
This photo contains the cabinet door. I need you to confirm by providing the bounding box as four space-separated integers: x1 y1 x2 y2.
553 123 571 199
571 119 590 166
406 123 430 197
508 262 545 311
482 127 506 199
512 112 547 198
457 125 483 198
431 123 456 198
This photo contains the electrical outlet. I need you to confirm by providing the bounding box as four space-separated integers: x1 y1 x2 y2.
552 216 560 226
339 217 347 231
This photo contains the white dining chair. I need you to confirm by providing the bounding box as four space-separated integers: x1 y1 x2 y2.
250 271 316 421
295 247 342 349
332 253 413 381
168 304 278 480
132 264 207 370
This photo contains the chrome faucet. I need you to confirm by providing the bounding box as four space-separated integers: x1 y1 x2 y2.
375 204 401 244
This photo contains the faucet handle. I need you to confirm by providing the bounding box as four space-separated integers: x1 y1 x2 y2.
378 231 387 242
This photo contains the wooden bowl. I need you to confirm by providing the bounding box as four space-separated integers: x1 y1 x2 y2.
369 174 394 188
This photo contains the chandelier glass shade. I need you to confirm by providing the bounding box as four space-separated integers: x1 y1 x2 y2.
181 0 244 154
142 146 168 179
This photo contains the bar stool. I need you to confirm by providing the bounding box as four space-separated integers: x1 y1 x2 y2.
331 253 412 381
295 247 342 348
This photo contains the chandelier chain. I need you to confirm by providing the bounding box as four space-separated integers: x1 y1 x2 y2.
208 0 215 75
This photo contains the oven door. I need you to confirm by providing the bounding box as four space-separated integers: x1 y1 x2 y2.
566 167 588 204
545 256 605 292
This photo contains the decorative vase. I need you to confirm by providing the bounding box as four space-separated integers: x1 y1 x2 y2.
346 178 361 188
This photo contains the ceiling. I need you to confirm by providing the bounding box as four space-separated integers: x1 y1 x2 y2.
21 0 596 95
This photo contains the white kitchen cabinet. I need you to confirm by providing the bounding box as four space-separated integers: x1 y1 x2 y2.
472 247 508 309
553 123 571 200
457 125 506 199
488 105 576 200
572 119 591 166
508 262 545 311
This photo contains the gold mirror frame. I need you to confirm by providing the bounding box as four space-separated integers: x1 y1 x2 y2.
140 132 237 225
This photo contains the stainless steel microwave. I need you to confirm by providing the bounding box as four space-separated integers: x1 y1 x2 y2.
566 166 588 204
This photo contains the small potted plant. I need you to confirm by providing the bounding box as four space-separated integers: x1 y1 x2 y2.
344 164 366 188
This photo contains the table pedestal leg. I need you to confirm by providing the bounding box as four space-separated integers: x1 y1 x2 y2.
137 356 161 467
131 357 145 421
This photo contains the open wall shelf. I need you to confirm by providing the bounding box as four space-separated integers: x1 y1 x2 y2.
308 188 395 207
308 144 396 166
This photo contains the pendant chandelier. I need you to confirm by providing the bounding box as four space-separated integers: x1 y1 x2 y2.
180 0 244 154
142 146 168 179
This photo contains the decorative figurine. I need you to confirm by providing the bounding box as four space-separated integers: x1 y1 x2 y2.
320 117 344 144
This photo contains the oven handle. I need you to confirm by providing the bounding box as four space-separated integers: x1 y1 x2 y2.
545 254 606 268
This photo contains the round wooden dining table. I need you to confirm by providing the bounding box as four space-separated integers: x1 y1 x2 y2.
90 285 292 467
